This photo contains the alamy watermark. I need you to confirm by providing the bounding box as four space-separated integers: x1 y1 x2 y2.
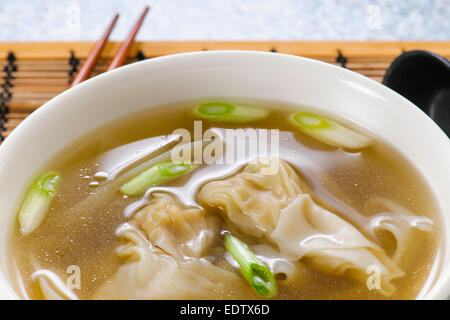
366 265 381 291
66 265 81 290
366 5 382 31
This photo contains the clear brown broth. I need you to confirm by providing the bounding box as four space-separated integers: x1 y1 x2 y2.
8 99 441 300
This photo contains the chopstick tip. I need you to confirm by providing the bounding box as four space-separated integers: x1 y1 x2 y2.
142 6 150 15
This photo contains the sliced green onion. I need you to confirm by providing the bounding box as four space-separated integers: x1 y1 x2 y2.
191 102 269 123
224 233 277 298
120 161 196 196
18 171 61 236
288 112 371 149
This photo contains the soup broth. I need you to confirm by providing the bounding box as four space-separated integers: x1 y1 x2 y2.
9 99 441 300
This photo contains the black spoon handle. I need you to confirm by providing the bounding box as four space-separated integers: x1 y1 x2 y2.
383 50 450 137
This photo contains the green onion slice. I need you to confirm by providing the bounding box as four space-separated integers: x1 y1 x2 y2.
289 112 371 149
18 171 61 236
192 102 269 123
224 233 277 298
120 161 196 196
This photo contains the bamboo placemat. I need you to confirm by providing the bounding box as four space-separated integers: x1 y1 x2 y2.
1 41 449 141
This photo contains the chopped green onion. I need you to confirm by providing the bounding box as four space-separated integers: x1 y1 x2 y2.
120 161 196 196
224 234 277 298
18 171 61 236
289 112 371 149
192 102 269 123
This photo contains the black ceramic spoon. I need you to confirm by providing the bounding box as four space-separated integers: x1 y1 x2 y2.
383 50 450 137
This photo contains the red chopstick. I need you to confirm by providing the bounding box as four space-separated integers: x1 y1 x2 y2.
106 7 149 71
70 14 120 87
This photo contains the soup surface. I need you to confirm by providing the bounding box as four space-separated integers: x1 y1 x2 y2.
9 99 441 300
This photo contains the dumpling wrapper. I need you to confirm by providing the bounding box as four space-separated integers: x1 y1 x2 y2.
271 194 404 295
197 159 306 237
250 244 307 285
132 193 218 258
93 194 255 299
32 269 79 300
93 226 253 299
364 198 434 264
198 158 406 295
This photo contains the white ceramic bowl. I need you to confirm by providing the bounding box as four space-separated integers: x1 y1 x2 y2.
0 51 449 299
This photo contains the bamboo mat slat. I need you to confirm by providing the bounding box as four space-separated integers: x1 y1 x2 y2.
0 41 449 141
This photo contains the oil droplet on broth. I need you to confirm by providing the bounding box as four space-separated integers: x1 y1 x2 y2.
94 172 109 181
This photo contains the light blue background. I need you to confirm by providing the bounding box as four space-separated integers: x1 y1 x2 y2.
0 0 449 41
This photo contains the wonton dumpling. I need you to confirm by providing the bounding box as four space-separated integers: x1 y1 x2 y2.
197 159 306 237
93 224 253 299
271 194 404 295
132 193 218 258
93 194 255 299
198 159 405 295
